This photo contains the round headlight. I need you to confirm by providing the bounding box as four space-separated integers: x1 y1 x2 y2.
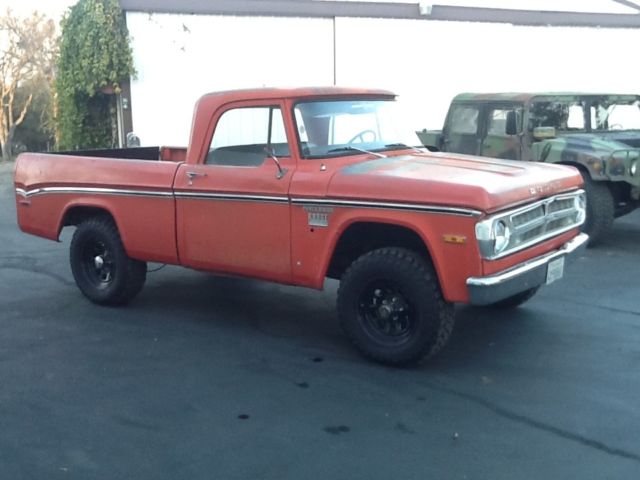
631 160 638 176
494 220 511 253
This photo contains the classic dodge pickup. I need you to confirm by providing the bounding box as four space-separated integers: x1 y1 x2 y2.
14 87 588 365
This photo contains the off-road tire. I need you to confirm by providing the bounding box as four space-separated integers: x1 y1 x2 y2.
337 248 455 366
70 217 147 305
581 172 614 247
486 287 539 309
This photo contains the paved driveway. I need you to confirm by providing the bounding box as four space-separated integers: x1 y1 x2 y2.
1 161 639 479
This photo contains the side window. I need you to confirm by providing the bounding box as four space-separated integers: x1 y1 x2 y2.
487 108 521 136
449 106 479 135
206 107 289 166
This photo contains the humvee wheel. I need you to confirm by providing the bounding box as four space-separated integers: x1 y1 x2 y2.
581 172 614 247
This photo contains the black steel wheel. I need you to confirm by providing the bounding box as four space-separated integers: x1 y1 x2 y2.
357 280 416 345
337 248 454 366
70 217 146 305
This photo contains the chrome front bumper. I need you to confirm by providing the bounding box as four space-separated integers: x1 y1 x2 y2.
466 233 589 306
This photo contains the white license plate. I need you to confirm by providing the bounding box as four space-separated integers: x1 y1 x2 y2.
546 257 565 285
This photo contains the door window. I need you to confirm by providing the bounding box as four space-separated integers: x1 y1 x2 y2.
449 106 479 135
206 107 289 166
487 108 521 136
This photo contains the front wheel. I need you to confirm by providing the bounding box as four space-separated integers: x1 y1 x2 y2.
337 248 455 366
70 217 147 305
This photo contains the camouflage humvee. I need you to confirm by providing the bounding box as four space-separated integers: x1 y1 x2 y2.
418 93 640 245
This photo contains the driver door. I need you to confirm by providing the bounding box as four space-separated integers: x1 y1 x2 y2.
175 103 294 283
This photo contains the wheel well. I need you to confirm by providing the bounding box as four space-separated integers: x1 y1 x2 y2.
559 161 628 207
62 206 114 229
327 222 431 280
558 161 587 175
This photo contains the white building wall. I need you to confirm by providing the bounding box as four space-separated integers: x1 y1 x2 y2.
127 13 334 145
334 18 640 131
127 11 640 146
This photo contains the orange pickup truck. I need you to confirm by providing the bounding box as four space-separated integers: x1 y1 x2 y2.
14 87 588 365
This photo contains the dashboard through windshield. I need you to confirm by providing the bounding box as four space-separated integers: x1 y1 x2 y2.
293 99 421 159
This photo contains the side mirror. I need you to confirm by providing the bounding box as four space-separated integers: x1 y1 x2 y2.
264 146 288 180
533 126 557 140
505 111 518 136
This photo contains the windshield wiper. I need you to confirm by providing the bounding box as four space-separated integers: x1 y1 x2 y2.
326 146 386 158
383 143 423 153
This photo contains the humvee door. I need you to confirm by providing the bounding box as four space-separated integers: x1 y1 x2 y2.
480 104 524 160
444 103 482 155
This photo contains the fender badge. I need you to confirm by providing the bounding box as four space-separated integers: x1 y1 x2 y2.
304 206 333 227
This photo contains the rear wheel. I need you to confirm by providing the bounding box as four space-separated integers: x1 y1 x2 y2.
337 248 454 366
581 172 614 247
70 217 147 305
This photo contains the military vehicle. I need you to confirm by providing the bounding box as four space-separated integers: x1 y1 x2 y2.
418 93 640 245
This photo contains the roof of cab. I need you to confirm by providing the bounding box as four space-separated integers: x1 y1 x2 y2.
198 86 396 104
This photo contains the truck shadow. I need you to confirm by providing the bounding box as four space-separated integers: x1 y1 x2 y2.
136 271 348 355
428 304 543 370
136 270 546 368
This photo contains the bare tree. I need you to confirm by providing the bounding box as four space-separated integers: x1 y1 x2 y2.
0 9 57 160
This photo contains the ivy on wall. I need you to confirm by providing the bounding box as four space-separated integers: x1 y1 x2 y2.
56 0 135 150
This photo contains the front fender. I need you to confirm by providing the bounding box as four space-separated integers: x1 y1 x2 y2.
533 139 608 180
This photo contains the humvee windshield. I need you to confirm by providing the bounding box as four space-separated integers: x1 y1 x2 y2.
529 98 640 132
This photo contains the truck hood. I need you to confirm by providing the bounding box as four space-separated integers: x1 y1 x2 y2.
327 152 583 214
557 131 640 151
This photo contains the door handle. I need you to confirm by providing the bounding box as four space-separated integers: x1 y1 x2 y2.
186 171 207 185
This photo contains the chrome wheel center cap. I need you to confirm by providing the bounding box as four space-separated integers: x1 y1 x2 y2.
94 255 104 269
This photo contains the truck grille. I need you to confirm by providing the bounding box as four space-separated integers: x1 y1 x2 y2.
506 192 586 254
475 190 587 260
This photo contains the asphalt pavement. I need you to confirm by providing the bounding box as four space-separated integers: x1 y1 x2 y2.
1 161 640 479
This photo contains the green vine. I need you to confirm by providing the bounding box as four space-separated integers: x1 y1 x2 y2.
55 0 135 150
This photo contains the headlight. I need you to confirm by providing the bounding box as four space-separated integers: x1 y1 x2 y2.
631 160 638 176
494 220 511 253
575 193 587 225
475 218 512 258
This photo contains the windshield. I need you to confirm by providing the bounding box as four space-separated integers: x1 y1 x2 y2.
591 100 640 131
293 99 422 158
530 98 640 132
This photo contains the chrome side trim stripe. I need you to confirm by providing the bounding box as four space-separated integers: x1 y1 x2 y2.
173 191 289 203
15 187 482 217
15 186 173 198
291 198 482 217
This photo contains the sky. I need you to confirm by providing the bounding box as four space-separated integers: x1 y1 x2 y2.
0 0 76 22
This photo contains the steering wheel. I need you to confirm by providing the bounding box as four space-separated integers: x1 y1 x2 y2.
347 129 377 144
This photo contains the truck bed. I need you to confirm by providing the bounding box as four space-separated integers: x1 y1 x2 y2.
50 146 187 162
14 152 182 264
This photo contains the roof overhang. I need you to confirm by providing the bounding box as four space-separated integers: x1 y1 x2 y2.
119 0 640 28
